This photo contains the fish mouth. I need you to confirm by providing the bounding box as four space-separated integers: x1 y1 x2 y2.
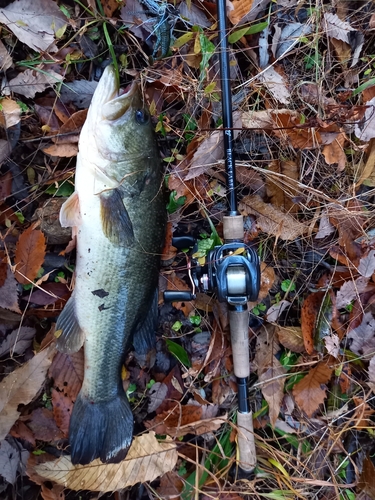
90 65 138 121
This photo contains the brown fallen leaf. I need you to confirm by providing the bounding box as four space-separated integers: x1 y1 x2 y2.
26 408 65 442
266 160 299 212
347 311 375 359
276 326 305 353
301 292 325 355
0 99 21 129
145 402 225 437
42 143 78 157
358 455 375 497
185 112 242 180
228 0 268 25
0 325 35 357
0 343 56 440
33 432 177 492
258 65 290 104
257 262 276 301
292 361 333 417
5 68 64 99
156 470 184 500
49 351 84 436
255 328 286 426
40 483 65 500
53 109 88 145
322 132 347 171
15 226 46 284
356 138 375 187
0 0 68 53
239 194 308 241
102 0 123 16
0 39 12 71
0 267 21 314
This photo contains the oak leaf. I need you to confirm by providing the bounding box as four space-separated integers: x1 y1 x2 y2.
32 432 177 492
15 226 46 285
292 362 333 417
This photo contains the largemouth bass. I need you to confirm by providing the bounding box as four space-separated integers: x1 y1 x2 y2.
55 65 166 465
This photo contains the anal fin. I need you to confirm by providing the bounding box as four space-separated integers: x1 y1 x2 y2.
55 296 85 354
133 289 158 366
100 188 134 246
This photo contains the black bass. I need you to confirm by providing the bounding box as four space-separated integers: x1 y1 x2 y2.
55 65 165 465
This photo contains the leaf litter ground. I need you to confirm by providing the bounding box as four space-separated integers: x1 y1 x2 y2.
1 0 375 499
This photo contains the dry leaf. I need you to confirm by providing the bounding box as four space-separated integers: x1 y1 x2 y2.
292 361 333 417
101 0 123 16
266 160 299 212
266 299 290 323
33 432 177 492
315 211 335 239
42 143 78 157
27 408 64 442
49 351 84 436
257 65 290 104
356 138 375 187
322 132 347 171
358 455 375 497
347 311 375 359
301 292 325 354
323 334 340 358
336 276 369 309
145 403 225 437
15 227 46 284
5 69 64 99
0 438 29 485
40 483 65 500
276 326 305 353
0 267 21 313
255 328 286 426
368 356 375 392
239 194 308 240
186 112 241 180
0 39 12 71
0 344 56 440
0 0 68 53
156 470 184 499
257 262 275 300
358 250 375 278
324 12 355 43
0 326 35 357
0 99 21 129
228 0 269 25
355 96 375 142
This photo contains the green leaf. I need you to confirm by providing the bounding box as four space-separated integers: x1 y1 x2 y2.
173 31 194 48
189 315 201 326
32 450 46 456
172 320 183 332
281 279 296 292
166 190 186 214
228 22 268 44
352 77 375 96
165 339 191 367
199 33 215 85
45 181 74 197
181 429 232 500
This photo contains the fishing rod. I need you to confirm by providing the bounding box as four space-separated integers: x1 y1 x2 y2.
164 0 261 474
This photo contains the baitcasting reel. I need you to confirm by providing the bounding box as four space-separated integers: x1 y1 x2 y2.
164 236 260 306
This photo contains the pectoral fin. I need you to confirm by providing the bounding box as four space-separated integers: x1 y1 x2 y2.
60 191 81 228
100 188 134 246
55 296 85 354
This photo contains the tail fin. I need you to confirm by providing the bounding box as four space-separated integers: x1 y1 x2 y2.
69 391 134 465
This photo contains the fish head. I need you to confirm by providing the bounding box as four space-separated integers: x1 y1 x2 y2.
83 65 158 178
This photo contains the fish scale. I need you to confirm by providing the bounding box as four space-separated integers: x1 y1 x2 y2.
55 65 166 465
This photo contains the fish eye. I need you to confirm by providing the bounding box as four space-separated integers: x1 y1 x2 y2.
135 109 149 125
